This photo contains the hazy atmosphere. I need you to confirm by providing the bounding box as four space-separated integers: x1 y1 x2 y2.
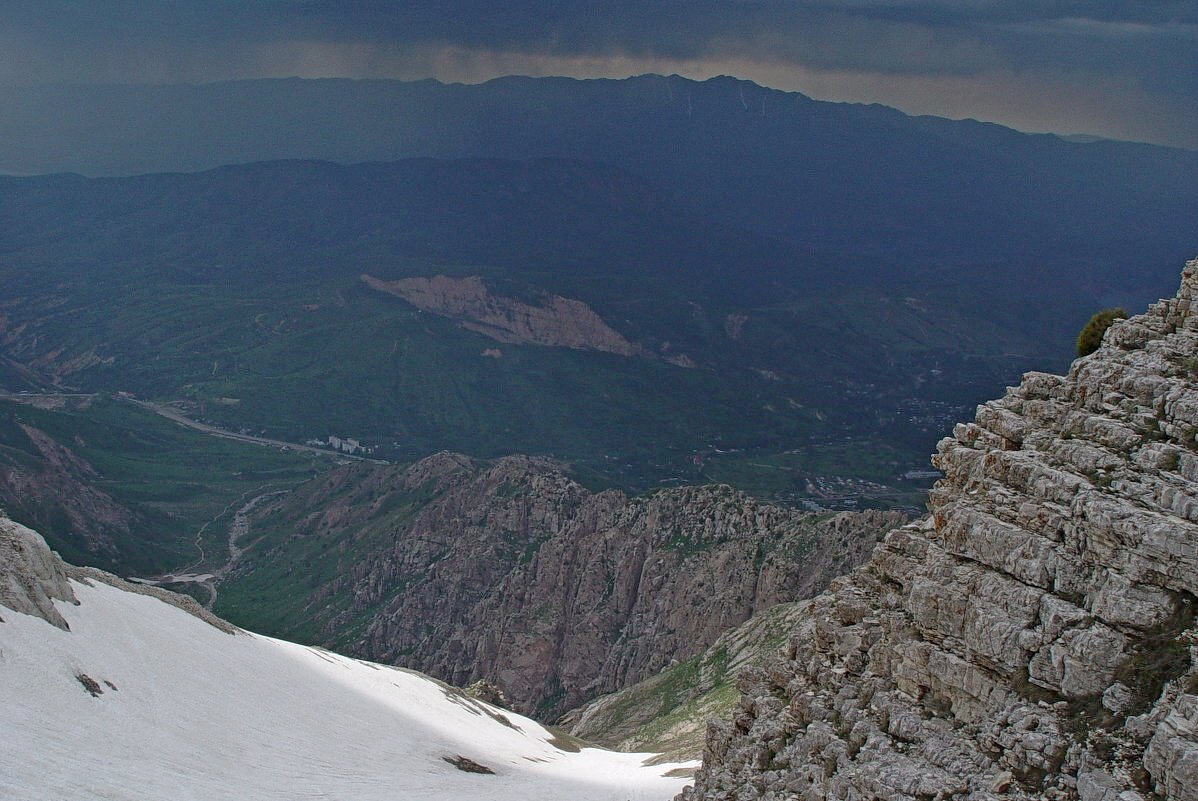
4 3 1198 801
2 0 1196 148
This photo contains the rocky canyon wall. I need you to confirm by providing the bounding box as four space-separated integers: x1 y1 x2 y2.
228 455 902 718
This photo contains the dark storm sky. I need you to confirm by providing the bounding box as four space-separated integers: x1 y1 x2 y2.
2 1 1195 147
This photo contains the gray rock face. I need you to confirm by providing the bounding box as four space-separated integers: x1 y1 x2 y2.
682 258 1198 801
1145 692 1198 801
228 455 903 718
0 515 77 629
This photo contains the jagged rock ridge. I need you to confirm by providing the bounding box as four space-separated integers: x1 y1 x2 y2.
683 258 1198 801
224 454 903 718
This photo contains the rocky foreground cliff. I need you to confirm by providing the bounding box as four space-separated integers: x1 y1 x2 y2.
682 259 1198 800
218 456 902 718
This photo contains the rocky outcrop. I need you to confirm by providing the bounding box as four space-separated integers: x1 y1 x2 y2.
0 515 78 629
224 454 903 718
0 512 239 634
362 273 638 355
67 565 241 635
682 258 1198 800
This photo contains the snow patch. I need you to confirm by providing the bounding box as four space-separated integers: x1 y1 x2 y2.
0 573 694 800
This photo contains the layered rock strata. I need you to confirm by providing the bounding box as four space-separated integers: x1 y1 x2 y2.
0 515 77 629
683 259 1198 801
225 455 903 718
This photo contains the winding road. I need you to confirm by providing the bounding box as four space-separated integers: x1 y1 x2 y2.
133 488 290 608
0 389 385 463
123 397 385 462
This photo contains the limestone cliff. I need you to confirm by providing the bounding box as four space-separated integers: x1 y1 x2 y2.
682 258 1198 800
221 454 902 719
0 515 77 629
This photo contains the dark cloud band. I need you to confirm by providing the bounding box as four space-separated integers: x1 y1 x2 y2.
0 0 1193 147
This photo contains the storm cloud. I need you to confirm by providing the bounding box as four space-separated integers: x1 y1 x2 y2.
2 1 1195 147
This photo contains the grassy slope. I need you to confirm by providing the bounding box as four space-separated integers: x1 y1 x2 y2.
0 156 1078 505
0 394 331 575
212 467 444 645
1 260 1027 502
9 274 852 492
565 601 810 761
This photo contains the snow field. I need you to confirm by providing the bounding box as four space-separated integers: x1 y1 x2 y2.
0 578 693 800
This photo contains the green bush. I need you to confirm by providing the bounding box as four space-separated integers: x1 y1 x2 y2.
1076 308 1128 357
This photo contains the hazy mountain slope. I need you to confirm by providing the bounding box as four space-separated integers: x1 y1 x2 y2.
0 517 691 801
3 76 1195 496
0 406 139 569
215 453 904 718
0 156 1036 494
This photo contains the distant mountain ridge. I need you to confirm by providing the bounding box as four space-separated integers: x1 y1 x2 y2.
2 75 1195 280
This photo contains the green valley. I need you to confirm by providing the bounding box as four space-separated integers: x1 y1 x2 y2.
0 393 334 576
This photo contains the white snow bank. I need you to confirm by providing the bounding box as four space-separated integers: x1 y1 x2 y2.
0 577 694 800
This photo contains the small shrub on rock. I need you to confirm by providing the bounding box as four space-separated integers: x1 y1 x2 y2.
1076 308 1128 357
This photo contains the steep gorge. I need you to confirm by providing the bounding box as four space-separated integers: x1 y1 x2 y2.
682 259 1198 800
219 455 903 718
